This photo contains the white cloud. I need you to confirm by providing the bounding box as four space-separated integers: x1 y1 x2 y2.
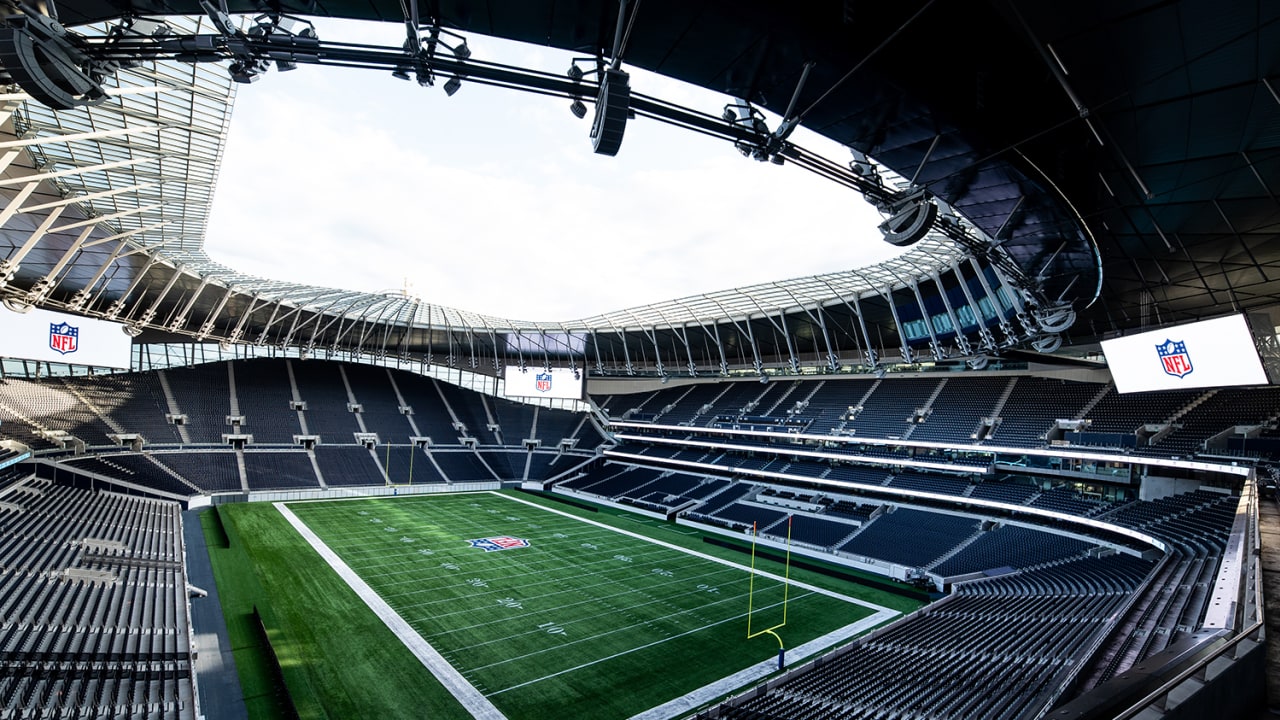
204 19 898 321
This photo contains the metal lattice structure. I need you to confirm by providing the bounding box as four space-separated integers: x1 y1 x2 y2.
0 18 1046 377
0 0 1276 378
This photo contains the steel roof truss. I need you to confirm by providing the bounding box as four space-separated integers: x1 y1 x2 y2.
169 272 213 331
133 263 185 326
907 278 945 360
102 254 162 319
196 284 235 340
0 182 44 231
1 204 67 283
24 224 96 304
966 256 1017 345
931 271 972 357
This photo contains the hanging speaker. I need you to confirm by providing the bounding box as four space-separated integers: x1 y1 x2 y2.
878 192 938 247
591 68 631 156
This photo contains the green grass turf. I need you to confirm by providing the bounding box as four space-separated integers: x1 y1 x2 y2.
206 503 473 720
209 490 924 719
285 490 899 719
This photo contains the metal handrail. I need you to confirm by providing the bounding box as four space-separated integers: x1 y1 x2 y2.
1110 619 1264 720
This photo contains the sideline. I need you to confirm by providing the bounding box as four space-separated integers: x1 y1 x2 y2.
273 502 507 720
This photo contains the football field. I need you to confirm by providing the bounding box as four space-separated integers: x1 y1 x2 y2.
281 491 896 719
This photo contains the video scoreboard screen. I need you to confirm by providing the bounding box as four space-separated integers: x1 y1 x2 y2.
503 366 584 401
0 305 133 369
1101 314 1269 393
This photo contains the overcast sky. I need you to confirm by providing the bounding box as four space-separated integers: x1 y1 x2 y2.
203 19 900 322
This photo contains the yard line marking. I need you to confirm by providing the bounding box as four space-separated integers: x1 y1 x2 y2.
466 592 811 673
387 552 742 610
487 596 802 696
450 577 793 658
304 489 890 640
401 564 748 628
491 492 892 609
274 502 507 720
365 542 680 588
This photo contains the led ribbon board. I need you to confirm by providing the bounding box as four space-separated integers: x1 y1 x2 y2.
1101 314 1269 393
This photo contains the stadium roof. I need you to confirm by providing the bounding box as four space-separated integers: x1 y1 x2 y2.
0 0 1276 377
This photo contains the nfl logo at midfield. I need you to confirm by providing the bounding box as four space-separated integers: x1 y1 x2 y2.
49 322 79 355
1155 339 1193 378
535 372 553 393
467 536 531 552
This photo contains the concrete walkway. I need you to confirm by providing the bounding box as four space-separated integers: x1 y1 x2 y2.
1257 494 1280 714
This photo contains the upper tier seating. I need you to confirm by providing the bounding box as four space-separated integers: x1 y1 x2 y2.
989 377 1103 447
910 376 1009 443
291 362 362 444
75 373 183 445
844 377 941 440
341 363 416 444
232 359 302 444
163 363 231 444
1150 386 1280 456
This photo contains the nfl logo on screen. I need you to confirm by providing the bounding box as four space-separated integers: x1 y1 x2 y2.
535 372 552 393
49 322 79 355
1155 339 1193 378
467 536 531 552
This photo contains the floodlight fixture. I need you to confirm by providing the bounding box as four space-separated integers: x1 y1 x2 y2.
228 58 268 83
443 76 462 96
566 57 604 82
424 26 471 60
849 148 878 180
570 99 587 118
241 13 318 75
723 98 769 135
